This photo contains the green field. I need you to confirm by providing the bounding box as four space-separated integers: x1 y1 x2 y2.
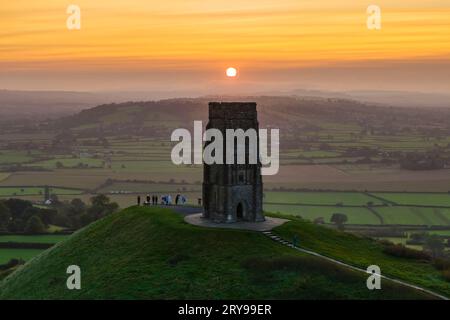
0 187 83 196
429 230 450 236
0 207 436 299
265 203 450 226
264 204 380 224
0 151 36 165
375 207 450 226
110 160 199 173
372 193 450 207
0 249 45 264
264 192 381 206
28 157 104 169
0 235 68 264
262 192 450 226
0 235 68 244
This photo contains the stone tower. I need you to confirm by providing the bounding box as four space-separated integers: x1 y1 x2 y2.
202 102 264 223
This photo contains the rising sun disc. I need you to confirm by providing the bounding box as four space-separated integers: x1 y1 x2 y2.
226 67 237 77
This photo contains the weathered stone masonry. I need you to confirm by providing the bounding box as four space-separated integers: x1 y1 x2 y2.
202 102 265 223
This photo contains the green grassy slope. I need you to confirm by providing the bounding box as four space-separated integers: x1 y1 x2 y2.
0 207 437 299
271 214 450 297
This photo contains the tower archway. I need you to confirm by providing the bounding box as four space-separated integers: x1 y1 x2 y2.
236 202 244 220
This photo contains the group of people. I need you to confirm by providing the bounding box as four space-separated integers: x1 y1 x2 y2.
136 194 187 206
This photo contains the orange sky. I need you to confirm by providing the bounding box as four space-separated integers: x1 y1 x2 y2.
1 0 450 92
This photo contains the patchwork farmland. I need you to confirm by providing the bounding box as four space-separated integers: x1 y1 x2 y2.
1 96 450 265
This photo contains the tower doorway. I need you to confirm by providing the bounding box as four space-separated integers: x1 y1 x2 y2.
236 202 244 220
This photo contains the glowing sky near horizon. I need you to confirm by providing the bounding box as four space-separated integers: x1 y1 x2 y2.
1 1 450 91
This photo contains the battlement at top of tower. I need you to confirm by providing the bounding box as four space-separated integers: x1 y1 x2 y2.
208 102 257 120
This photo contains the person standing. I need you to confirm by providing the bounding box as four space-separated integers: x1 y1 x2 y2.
293 235 299 248
137 195 141 206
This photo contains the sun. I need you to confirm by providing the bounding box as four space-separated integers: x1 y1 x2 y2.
226 67 237 77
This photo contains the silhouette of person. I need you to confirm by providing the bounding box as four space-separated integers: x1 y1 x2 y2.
137 195 141 206
293 235 299 247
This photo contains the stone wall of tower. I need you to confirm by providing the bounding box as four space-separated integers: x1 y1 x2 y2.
203 102 264 223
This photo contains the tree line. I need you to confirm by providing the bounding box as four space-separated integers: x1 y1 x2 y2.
0 194 118 234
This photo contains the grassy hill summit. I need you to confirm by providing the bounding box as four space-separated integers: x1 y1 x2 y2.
0 207 446 299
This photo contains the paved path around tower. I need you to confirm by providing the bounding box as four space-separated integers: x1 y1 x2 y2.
184 213 290 231
169 205 448 300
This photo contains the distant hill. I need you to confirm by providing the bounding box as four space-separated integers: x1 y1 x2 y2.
344 90 450 109
0 90 198 121
2 89 449 122
264 89 450 109
50 95 450 139
0 90 104 120
0 207 442 299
